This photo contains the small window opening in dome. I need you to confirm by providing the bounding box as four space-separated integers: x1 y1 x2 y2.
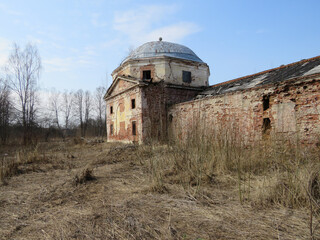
143 70 151 80
182 71 191 83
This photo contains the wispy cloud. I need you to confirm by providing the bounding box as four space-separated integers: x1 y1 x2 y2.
0 3 21 16
113 4 200 45
43 49 97 73
43 57 74 72
146 22 201 43
26 35 43 45
91 13 108 28
256 29 268 34
0 38 11 66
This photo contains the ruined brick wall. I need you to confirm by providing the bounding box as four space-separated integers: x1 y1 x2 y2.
168 76 320 145
106 86 143 143
141 82 166 142
141 82 202 142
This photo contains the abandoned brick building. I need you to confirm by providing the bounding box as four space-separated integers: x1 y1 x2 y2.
104 38 320 145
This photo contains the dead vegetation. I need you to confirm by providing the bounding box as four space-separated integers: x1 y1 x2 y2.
1 136 320 239
73 167 96 185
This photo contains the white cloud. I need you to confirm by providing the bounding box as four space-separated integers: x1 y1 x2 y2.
0 3 21 16
43 57 74 72
146 22 201 43
0 38 11 66
113 4 200 45
43 53 96 73
84 45 97 56
100 38 119 49
91 13 108 28
256 29 268 34
26 35 43 45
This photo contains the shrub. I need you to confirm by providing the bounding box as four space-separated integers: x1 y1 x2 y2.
73 167 96 185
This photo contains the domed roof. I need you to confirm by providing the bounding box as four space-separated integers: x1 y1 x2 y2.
122 40 203 64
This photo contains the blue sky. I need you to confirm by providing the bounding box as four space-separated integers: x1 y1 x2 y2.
0 0 319 91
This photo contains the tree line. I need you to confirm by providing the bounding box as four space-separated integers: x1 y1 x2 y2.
0 43 107 145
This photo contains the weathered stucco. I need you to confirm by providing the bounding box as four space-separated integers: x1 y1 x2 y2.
106 80 143 143
112 57 209 87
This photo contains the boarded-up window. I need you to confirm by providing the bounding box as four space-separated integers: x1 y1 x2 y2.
110 106 113 114
110 124 114 135
119 103 124 112
119 122 125 136
132 121 136 136
131 99 135 109
143 70 151 80
182 71 191 83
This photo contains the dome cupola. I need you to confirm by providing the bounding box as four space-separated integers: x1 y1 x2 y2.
122 39 203 64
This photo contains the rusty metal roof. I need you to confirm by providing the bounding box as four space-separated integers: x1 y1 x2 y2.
122 40 203 64
197 55 320 98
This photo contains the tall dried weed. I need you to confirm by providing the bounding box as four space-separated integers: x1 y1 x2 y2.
0 144 49 183
146 124 320 212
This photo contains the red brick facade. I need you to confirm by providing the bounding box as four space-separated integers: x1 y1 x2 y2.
141 81 202 142
168 75 320 145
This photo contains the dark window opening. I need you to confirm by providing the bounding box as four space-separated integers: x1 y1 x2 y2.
132 121 136 136
182 71 192 83
143 70 151 80
262 118 271 134
131 99 135 109
110 106 113 114
110 124 114 135
169 114 173 122
263 95 270 111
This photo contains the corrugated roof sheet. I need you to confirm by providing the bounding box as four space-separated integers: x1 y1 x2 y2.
198 55 320 98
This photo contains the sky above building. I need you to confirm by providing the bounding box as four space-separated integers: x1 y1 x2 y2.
0 0 319 92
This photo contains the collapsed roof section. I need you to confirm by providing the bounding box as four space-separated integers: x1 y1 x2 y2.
198 55 320 98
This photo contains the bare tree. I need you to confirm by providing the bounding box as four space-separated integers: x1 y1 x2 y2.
5 43 41 144
62 90 73 130
95 86 106 138
74 89 84 137
0 78 11 143
49 89 61 129
84 90 91 137
74 89 93 137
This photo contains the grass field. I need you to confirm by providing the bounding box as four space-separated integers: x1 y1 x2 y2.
0 138 319 239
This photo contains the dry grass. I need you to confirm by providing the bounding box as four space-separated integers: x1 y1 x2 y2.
0 138 319 239
73 167 96 185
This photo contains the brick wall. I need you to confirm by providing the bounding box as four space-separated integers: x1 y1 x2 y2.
168 76 320 146
141 81 202 142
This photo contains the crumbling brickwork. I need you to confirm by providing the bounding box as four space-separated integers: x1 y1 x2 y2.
168 75 320 145
141 81 202 142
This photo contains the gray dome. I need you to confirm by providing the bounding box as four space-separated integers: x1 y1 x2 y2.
123 40 203 64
